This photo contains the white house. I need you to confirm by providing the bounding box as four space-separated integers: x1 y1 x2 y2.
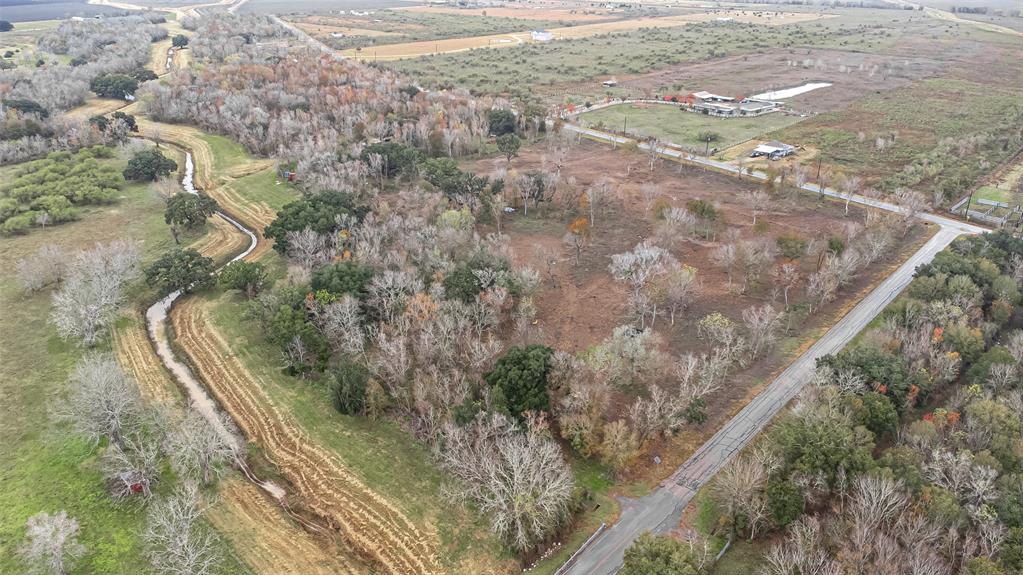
750 141 796 159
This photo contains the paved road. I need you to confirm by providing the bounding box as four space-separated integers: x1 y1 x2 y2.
558 125 986 575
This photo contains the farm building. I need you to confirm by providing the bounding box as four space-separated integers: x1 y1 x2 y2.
691 92 780 117
750 141 796 159
531 30 554 42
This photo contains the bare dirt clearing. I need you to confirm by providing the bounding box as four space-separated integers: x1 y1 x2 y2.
170 297 441 575
340 10 829 59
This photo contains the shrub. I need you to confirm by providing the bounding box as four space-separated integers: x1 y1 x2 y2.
311 261 375 299
124 148 177 181
144 249 214 295
484 345 554 420
218 261 266 298
776 233 808 260
766 479 804 528
330 361 369 415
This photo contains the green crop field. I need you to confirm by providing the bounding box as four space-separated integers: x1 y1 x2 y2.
577 103 804 150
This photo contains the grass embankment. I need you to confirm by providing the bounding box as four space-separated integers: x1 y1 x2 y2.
579 103 803 150
192 290 513 573
0 151 245 573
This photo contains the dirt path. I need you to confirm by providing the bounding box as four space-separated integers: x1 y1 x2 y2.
170 297 441 575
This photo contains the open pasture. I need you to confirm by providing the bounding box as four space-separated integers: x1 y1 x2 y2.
575 102 804 151
386 10 905 96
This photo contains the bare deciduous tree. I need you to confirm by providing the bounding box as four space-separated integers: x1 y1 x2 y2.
103 431 163 500
584 179 613 227
285 228 332 272
743 304 782 359
50 241 141 346
314 295 366 355
654 265 698 326
439 414 573 552
56 353 142 448
743 190 770 225
143 483 222 575
655 206 697 249
610 240 678 301
368 269 424 323
19 511 85 575
165 411 237 487
17 244 67 292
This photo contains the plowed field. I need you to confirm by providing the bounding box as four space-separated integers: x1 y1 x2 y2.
170 298 441 575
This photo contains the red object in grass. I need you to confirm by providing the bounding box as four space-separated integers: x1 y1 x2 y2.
130 483 144 494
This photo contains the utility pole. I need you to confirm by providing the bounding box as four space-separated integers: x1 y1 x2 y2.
815 154 824 198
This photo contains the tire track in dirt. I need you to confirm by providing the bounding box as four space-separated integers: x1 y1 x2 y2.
170 297 441 575
113 314 180 405
208 478 366 575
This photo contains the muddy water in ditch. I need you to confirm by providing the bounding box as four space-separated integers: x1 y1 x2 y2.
143 153 284 499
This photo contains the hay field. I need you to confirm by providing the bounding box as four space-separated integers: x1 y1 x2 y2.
340 10 829 60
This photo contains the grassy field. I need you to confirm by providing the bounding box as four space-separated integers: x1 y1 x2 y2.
385 10 914 96
0 19 61 65
775 74 1023 198
0 151 245 573
578 103 804 150
336 10 825 60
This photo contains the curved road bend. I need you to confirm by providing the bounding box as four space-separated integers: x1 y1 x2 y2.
559 124 986 575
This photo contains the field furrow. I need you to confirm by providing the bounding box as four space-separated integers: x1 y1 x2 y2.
170 298 441 575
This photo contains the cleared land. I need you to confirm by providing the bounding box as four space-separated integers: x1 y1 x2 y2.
576 103 804 150
340 11 827 60
561 47 942 112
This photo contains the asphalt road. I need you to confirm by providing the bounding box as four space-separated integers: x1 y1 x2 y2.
558 125 986 575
